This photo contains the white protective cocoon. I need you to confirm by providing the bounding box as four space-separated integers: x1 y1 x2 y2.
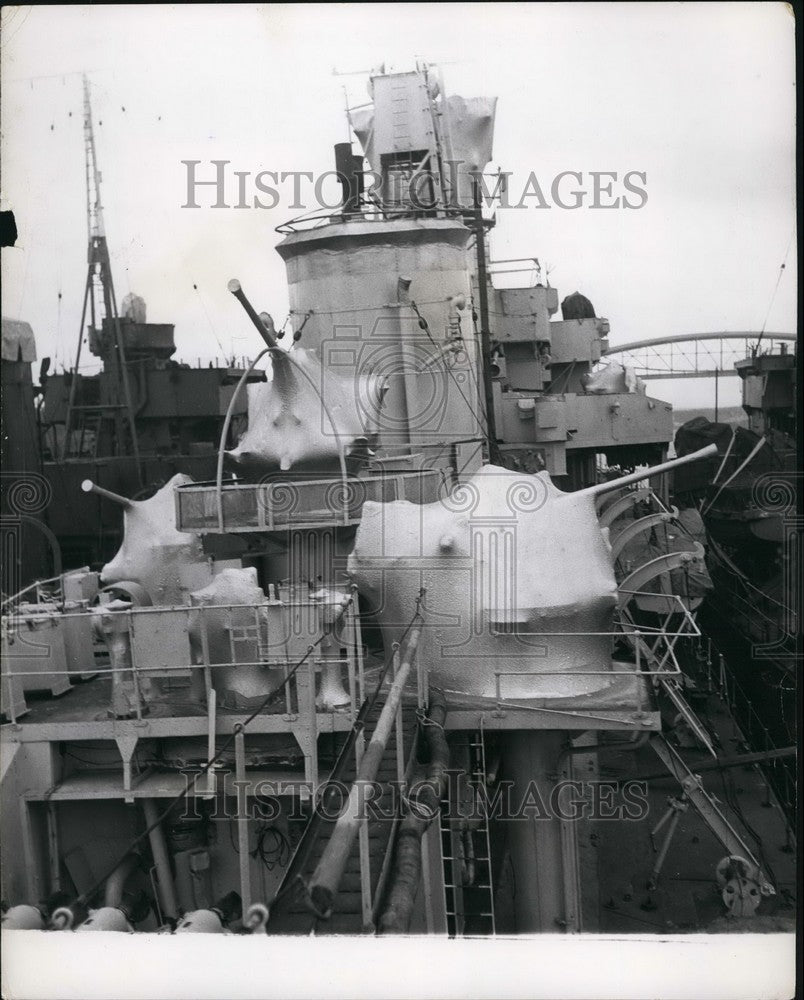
228 347 385 473
100 474 206 604
349 464 619 700
583 362 646 395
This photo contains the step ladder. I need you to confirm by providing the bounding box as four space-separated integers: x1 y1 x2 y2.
439 728 496 936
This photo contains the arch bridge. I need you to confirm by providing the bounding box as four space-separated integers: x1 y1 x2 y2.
602 332 796 380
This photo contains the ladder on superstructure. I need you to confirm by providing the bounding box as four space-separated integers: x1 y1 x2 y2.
439 726 496 936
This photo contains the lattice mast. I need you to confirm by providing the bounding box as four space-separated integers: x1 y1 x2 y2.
62 75 142 481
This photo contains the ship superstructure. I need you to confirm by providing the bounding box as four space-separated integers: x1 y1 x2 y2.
34 76 258 570
1 63 795 942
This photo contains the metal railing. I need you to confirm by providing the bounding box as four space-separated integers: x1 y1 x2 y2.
2 598 365 743
175 470 443 535
710 652 797 824
709 566 797 654
275 198 467 234
487 593 700 714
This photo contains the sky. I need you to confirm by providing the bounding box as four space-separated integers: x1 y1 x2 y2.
1 3 797 410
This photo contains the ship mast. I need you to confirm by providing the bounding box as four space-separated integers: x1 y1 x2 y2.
62 75 142 483
420 60 501 463
471 175 501 464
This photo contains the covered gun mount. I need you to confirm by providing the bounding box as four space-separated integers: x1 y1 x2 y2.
187 567 276 709
227 347 386 476
349 464 619 700
96 474 211 605
225 279 387 475
349 445 717 701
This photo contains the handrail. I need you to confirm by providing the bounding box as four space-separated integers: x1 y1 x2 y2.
221 279 351 532
275 199 467 235
215 348 270 531
2 600 358 698
1 574 66 612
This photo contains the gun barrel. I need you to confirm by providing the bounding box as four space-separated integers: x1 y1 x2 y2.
576 443 719 500
227 279 278 350
81 480 133 509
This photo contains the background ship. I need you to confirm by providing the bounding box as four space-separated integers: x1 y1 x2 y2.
673 336 798 822
1 62 796 948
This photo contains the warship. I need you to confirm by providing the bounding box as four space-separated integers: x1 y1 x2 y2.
23 77 258 574
673 337 798 824
1 63 796 949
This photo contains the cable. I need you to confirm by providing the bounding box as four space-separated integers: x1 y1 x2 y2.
715 757 781 898
59 623 337 916
252 825 291 871
696 681 787 900
265 593 425 916
756 229 794 350
394 588 426 651
192 282 228 359
409 301 488 434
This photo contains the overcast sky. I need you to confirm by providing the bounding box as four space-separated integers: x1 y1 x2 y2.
1 3 796 409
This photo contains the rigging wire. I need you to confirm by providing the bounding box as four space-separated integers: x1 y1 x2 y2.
54 622 339 919
193 282 228 360
409 300 488 434
265 592 425 916
756 228 795 350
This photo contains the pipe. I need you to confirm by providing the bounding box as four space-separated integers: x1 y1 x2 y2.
307 626 422 919
234 730 252 914
379 688 450 934
471 176 501 462
142 799 178 920
103 853 138 908
638 745 796 782
81 479 133 509
575 444 718 500
269 625 405 920
462 828 476 887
